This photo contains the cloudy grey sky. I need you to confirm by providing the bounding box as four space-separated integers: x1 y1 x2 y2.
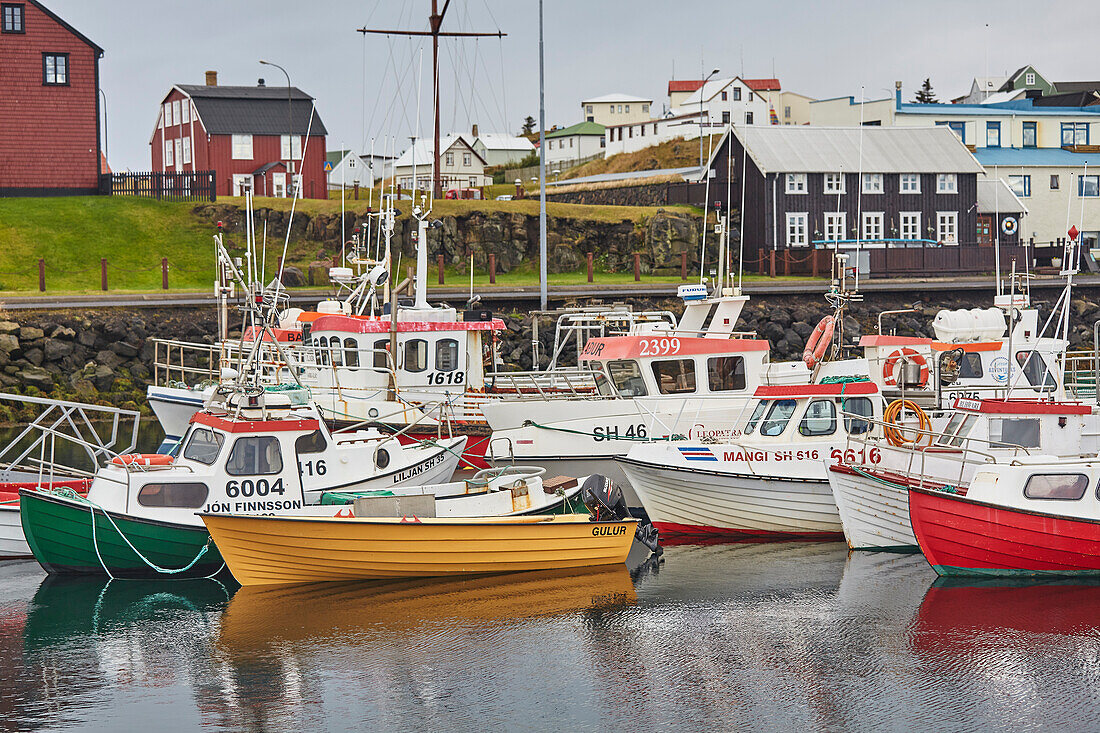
47 0 1099 171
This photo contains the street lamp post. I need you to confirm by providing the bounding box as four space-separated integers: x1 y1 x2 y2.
699 68 720 167
98 88 108 171
260 60 293 196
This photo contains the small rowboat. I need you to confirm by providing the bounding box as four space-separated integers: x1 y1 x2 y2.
201 513 638 586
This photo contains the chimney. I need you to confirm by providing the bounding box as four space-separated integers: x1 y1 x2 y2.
205 70 218 87
895 80 902 108
471 123 479 138
257 78 266 87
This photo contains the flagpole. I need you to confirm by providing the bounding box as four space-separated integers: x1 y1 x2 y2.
538 0 548 312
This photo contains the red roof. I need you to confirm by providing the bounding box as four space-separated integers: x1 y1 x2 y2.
668 80 705 94
754 382 879 399
743 78 781 92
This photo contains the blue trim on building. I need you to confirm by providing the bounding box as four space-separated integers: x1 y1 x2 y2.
973 148 1098 166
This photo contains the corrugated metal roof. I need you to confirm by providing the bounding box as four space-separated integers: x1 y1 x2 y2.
974 147 1096 166
743 78 781 92
544 121 605 139
723 125 984 174
546 166 701 187
392 135 486 169
581 93 653 104
475 133 534 151
178 85 328 136
668 80 705 94
977 178 1027 214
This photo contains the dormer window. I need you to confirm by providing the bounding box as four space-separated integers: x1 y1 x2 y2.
2 3 23 32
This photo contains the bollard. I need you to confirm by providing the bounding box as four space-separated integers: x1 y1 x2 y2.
489 253 496 284
38 258 45 292
353 184 359 201
587 252 594 283
811 249 819 279
783 250 790 276
633 252 641 282
161 257 169 290
438 254 445 285
769 250 776 278
680 251 688 280
101 258 108 291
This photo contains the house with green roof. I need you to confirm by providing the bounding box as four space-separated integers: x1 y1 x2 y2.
543 121 605 169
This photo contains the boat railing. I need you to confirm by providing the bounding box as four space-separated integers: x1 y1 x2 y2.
1061 350 1099 401
837 408 1033 491
485 368 610 400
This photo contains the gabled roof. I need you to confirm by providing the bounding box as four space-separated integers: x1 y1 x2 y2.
474 133 535 152
581 93 652 104
977 178 1027 215
972 75 1007 92
175 84 329 136
326 149 351 164
27 0 103 55
708 125 984 175
544 121 606 139
1052 81 1100 94
1000 65 1044 91
979 89 1026 105
743 78 781 92
392 135 486 169
668 79 706 94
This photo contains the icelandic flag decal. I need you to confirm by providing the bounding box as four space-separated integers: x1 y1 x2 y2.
678 446 717 462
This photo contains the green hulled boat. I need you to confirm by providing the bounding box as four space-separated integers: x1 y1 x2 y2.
19 489 223 579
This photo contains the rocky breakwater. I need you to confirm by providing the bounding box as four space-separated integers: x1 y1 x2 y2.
192 204 703 277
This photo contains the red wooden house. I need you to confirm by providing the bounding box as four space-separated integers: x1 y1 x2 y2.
150 72 328 199
0 0 103 196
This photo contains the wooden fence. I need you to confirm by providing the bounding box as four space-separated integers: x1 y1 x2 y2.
99 171 216 202
751 244 1031 278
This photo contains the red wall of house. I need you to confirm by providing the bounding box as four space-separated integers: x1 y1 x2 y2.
151 87 327 199
0 2 100 194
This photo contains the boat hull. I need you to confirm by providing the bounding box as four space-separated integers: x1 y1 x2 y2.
617 456 843 538
0 504 28 557
202 513 638 586
19 489 223 579
829 464 919 552
910 486 1100 577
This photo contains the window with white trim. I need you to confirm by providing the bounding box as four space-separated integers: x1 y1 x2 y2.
823 173 845 194
824 212 845 242
463 152 472 166
280 135 302 160
937 211 958 244
164 138 174 166
937 173 958 194
786 212 808 247
174 140 182 170
1025 72 1036 85
899 212 921 240
862 212 884 241
899 173 920 194
785 173 807 194
181 101 190 125
171 100 181 126
182 137 192 165
445 153 454 166
232 134 253 160
1008 174 1031 198
163 102 173 127
862 173 883 194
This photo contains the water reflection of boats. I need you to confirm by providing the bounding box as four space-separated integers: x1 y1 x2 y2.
218 565 636 654
837 550 933 610
914 578 1100 637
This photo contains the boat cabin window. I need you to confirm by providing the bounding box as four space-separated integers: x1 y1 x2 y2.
404 339 427 372
182 428 224 465
1016 351 1056 390
651 359 697 395
989 418 1041 449
226 436 283 476
295 429 327 454
708 356 746 392
344 338 359 368
759 399 798 437
799 399 836 437
958 352 983 379
374 339 389 369
606 360 647 397
842 397 874 435
137 482 210 509
436 339 459 372
936 412 977 448
743 400 769 435
1024 473 1087 500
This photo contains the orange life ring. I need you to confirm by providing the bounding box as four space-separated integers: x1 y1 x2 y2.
802 316 835 369
110 453 175 467
882 348 929 387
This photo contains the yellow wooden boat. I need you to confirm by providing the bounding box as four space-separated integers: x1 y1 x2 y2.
201 513 638 586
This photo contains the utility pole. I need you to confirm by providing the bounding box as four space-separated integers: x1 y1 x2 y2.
538 0 547 311
359 1 505 198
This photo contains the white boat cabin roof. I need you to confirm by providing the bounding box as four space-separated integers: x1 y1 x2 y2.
310 314 505 334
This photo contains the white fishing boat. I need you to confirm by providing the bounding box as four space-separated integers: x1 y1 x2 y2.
616 380 883 537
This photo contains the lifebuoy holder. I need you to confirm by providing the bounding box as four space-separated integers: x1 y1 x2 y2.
110 453 175 467
882 348 929 388
803 316 835 370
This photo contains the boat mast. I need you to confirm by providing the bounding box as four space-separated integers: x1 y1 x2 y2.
538 0 547 310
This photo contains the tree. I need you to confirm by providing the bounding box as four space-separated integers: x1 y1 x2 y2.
521 115 536 136
913 78 938 104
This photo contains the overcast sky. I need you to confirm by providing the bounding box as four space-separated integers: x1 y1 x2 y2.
47 0 1099 171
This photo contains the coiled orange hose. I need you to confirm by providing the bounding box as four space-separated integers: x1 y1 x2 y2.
884 399 931 448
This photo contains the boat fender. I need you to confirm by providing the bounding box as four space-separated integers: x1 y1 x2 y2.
110 453 175 467
882 348 929 387
803 316 835 370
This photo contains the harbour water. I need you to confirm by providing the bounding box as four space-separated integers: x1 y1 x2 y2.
3 542 1099 731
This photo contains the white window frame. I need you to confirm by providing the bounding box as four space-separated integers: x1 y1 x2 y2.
232 134 253 160
937 211 958 244
181 136 191 165
899 212 921 241
181 101 190 125
445 152 454 167
164 102 173 127
899 173 921 194
1026 72 1036 85
164 138 174 166
937 173 958 194
785 173 807 194
171 100 181 126
862 212 884 241
272 172 286 198
281 135 302 160
174 139 182 170
824 212 846 242
823 173 845 194
862 173 883 194
786 212 808 247
463 152 472 166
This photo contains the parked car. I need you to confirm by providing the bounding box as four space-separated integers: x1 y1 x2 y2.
445 188 483 200
495 194 513 201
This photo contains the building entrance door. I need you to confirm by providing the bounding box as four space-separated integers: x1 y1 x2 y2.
977 215 993 245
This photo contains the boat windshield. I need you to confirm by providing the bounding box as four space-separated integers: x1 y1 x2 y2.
606 360 647 397
1016 351 1056 390
936 412 977 448
759 399 798 437
743 400 769 435
842 397 874 435
798 399 836 437
182 428 224 466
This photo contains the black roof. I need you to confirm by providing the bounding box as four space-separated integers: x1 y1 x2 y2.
1032 91 1100 108
177 84 328 136
29 0 103 55
1053 81 1100 94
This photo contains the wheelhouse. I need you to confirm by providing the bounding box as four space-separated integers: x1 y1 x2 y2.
740 382 882 442
933 397 1096 455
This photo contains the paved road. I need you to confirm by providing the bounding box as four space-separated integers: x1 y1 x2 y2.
1 274 1092 310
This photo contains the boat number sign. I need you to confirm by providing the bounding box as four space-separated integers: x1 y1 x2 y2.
427 371 465 385
638 337 681 357
225 478 285 498
593 424 647 441
300 460 327 476
831 447 882 464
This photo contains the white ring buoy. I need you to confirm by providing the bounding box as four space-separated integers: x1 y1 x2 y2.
1002 217 1018 236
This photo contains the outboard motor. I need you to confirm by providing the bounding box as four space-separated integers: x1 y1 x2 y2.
581 475 661 554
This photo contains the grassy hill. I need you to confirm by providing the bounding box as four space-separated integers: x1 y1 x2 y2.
560 134 722 181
